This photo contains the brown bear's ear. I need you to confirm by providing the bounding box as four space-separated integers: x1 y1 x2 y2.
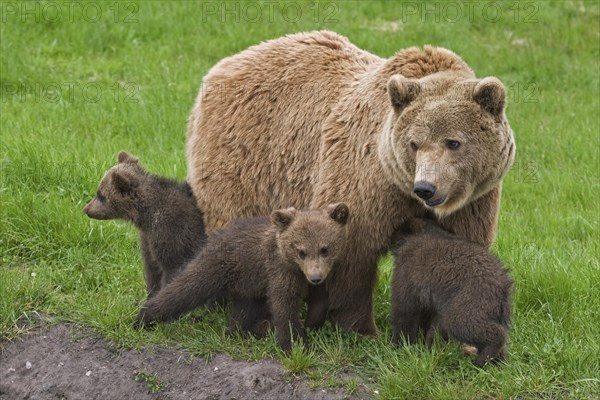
387 75 421 113
118 151 138 164
391 217 428 248
399 217 427 235
111 171 137 194
473 77 506 116
271 207 297 231
327 203 350 225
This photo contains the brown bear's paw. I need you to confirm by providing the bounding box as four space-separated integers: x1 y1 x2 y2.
276 327 305 352
303 314 326 330
330 309 379 337
278 336 306 353
425 328 450 349
133 308 157 330
227 318 272 338
250 319 272 338
473 344 506 367
356 323 379 338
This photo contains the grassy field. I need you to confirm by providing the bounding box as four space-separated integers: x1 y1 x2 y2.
1 0 599 398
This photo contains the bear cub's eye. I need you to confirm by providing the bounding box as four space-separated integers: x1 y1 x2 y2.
320 247 329 257
298 250 306 259
446 140 461 150
96 191 106 202
410 142 418 151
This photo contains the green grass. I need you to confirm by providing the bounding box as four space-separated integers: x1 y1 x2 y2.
1 1 599 398
133 369 166 394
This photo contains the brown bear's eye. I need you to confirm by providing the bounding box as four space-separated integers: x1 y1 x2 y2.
446 140 461 150
298 250 306 259
320 247 329 257
410 142 418 151
96 191 106 202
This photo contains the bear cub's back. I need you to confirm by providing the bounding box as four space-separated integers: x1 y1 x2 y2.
392 218 511 292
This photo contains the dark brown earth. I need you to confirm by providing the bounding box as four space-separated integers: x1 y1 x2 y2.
0 324 370 400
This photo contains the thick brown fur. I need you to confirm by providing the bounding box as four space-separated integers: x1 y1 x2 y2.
84 151 207 298
391 217 512 367
186 31 516 335
135 203 350 351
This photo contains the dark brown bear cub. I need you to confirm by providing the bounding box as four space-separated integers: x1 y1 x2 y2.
391 217 512 367
135 203 350 351
84 151 207 298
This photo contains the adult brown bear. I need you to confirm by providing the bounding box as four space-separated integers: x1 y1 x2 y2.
186 31 515 335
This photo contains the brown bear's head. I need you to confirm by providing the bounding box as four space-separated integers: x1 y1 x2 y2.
379 73 515 216
83 151 147 222
271 203 349 285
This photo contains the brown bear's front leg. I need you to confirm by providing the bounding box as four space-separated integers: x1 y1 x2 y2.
268 275 305 351
391 284 423 345
424 315 448 349
140 236 163 298
327 260 378 336
473 325 507 367
229 297 271 338
304 284 329 329
330 288 377 336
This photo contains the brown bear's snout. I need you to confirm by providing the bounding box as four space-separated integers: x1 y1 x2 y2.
308 273 324 285
83 198 108 220
413 181 436 200
83 200 95 217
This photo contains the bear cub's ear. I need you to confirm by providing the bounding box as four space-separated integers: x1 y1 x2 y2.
473 77 506 116
387 75 421 113
402 217 428 234
271 207 298 231
390 217 427 250
111 171 138 194
327 203 350 225
403 216 450 237
118 151 139 164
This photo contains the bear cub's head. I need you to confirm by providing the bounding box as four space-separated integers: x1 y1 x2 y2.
271 203 349 285
83 151 147 222
391 216 453 252
380 73 516 217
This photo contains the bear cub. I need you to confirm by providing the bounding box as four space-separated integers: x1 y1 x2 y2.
135 203 350 351
84 151 207 298
391 217 512 367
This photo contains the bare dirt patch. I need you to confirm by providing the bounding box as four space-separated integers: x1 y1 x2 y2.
1 324 368 400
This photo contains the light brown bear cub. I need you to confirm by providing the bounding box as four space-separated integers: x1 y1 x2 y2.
391 217 512 367
135 203 349 351
84 151 206 298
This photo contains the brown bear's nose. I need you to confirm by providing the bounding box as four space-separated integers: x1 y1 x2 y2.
308 274 323 284
83 207 89 216
413 181 436 200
